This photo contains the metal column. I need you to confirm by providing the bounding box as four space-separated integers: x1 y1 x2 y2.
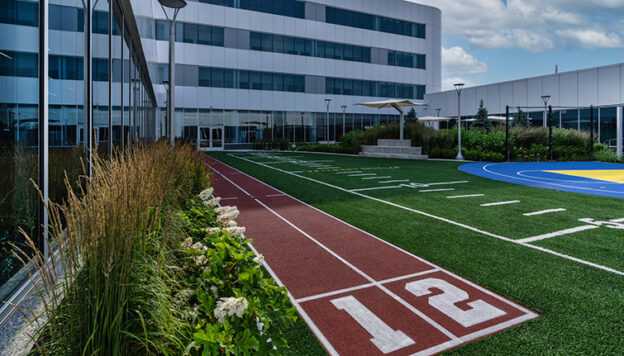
39 0 49 255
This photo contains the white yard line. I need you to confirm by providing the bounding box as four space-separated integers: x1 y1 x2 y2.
447 194 485 199
523 208 567 216
420 188 455 193
336 171 360 174
350 186 404 192
379 180 410 183
362 176 392 180
480 201 521 207
228 154 624 277
348 173 377 177
425 181 469 186
518 225 599 243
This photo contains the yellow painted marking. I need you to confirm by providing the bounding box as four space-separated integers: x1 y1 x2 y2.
547 170 624 184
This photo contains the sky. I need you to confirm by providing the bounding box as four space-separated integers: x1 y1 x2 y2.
410 0 624 90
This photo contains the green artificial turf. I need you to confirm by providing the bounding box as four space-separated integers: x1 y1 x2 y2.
209 151 624 355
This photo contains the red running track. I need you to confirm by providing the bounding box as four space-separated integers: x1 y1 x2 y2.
208 158 539 356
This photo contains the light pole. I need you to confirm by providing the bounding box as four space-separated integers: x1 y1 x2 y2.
541 95 550 128
341 105 347 137
454 83 465 160
324 98 331 142
159 0 187 146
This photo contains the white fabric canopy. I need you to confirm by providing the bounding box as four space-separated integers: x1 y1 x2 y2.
355 100 425 140
417 116 454 122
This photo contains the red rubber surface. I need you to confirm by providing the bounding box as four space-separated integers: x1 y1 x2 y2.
208 157 539 356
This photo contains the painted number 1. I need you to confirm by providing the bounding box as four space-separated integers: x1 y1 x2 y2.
331 296 415 354
405 278 506 328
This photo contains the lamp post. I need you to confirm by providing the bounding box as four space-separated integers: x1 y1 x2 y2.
541 95 550 128
159 0 187 146
341 105 347 137
324 98 331 142
454 83 465 160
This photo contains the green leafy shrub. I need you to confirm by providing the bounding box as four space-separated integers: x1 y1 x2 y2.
593 148 622 163
293 143 352 154
340 130 363 154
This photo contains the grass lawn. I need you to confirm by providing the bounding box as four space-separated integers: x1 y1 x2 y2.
209 151 624 355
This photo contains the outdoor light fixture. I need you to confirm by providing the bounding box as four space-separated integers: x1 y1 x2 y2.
541 95 550 128
454 83 465 160
159 0 187 146
325 98 332 142
341 105 347 136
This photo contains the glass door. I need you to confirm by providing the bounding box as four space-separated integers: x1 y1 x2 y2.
198 126 224 150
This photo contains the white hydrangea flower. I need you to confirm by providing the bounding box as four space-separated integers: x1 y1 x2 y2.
199 187 214 201
203 197 221 207
214 297 248 323
224 226 246 237
253 254 265 265
180 236 193 249
205 227 221 234
217 211 240 224
193 255 209 266
191 242 208 251
225 220 237 227
210 285 219 297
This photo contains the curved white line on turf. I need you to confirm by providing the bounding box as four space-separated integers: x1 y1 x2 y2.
228 154 624 277
482 164 624 195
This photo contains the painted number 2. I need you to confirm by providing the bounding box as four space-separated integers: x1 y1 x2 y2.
331 296 415 354
405 278 506 328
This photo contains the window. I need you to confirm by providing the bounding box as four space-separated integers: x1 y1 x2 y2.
262 72 272 90
273 35 284 53
183 23 198 44
326 6 425 39
198 24 211 45
261 33 273 52
251 72 262 90
0 1 38 27
224 69 235 88
325 77 424 99
273 73 284 91
388 51 426 69
211 68 224 87
250 32 262 50
238 70 250 89
284 36 295 55
211 27 224 46
93 11 109 34
155 20 169 41
198 67 210 87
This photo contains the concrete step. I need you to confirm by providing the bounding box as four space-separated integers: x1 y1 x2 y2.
361 145 423 155
377 139 412 147
359 152 429 160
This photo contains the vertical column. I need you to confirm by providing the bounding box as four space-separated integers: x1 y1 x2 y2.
39 0 49 255
120 16 124 152
107 0 112 157
86 0 93 177
617 106 622 160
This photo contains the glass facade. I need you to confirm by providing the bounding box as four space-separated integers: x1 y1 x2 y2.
388 50 426 69
326 6 426 39
196 0 305 19
0 0 157 312
326 77 426 100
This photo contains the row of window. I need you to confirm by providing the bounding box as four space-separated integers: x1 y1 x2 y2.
326 77 425 100
388 50 426 70
197 0 305 19
0 51 38 77
326 7 426 39
152 20 225 46
197 67 306 92
1 2 121 35
250 32 372 63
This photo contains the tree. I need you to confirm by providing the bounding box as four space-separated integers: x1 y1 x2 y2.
472 100 491 131
405 107 417 123
514 108 529 127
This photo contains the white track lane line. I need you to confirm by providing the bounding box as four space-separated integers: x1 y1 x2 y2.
517 225 599 243
523 208 567 216
362 176 392 180
228 154 624 277
379 180 410 183
420 188 455 193
266 194 286 197
480 200 521 207
447 194 485 199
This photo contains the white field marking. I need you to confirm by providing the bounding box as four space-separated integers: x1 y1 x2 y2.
425 181 469 186
348 173 377 177
227 154 624 277
211 161 541 355
336 171 361 174
350 185 406 192
480 201 521 207
362 176 392 180
612 218 624 223
523 208 567 216
219 197 239 201
517 225 599 243
266 193 286 197
419 188 455 193
447 194 485 199
295 269 439 303
289 170 304 173
246 244 339 356
379 180 410 183
252 198 459 341
360 166 401 171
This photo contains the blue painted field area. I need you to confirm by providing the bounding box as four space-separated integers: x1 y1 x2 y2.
459 161 624 199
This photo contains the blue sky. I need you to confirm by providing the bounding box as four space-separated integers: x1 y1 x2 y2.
412 0 624 90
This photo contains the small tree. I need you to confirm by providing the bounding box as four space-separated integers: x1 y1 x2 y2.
514 108 529 127
405 107 417 123
472 100 491 131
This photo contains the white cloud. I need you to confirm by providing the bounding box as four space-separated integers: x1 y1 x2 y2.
442 46 489 75
441 77 477 91
411 0 624 52
556 29 623 49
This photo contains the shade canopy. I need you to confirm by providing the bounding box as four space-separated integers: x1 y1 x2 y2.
356 99 425 112
158 0 187 9
417 116 454 122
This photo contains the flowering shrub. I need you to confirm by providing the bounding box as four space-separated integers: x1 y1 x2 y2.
175 189 297 355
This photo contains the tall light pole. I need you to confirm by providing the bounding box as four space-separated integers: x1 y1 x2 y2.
541 95 550 128
341 105 347 137
454 83 465 160
159 0 187 146
324 98 331 142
